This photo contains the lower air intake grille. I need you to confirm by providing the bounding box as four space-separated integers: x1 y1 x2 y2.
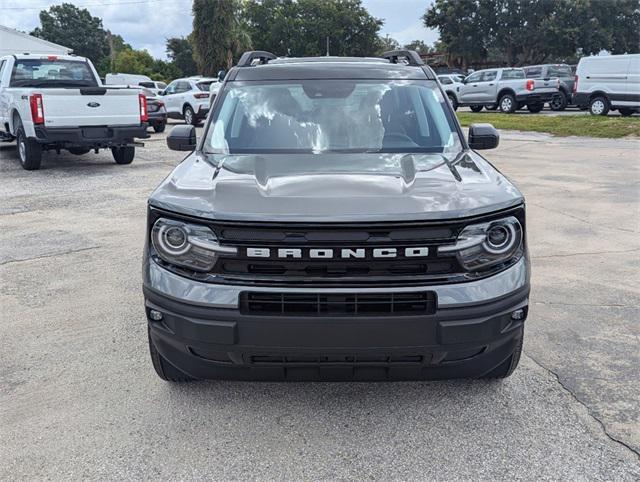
240 291 437 316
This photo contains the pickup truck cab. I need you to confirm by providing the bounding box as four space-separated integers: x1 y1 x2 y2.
456 67 559 113
0 54 148 170
144 50 530 382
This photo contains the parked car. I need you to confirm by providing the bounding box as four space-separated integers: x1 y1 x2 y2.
0 54 149 170
438 74 464 110
144 50 529 382
457 67 559 113
573 54 640 116
138 80 167 96
159 77 216 125
105 72 152 86
145 93 167 133
523 64 574 110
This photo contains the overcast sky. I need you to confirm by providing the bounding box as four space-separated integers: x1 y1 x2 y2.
0 0 438 59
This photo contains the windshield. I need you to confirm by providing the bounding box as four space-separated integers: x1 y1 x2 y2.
10 59 98 87
203 80 462 154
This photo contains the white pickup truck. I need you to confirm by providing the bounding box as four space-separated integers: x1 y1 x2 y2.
0 54 149 170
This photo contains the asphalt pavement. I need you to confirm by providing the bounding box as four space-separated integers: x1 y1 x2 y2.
1 123 639 479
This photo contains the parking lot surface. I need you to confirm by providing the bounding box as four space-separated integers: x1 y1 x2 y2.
1 124 639 479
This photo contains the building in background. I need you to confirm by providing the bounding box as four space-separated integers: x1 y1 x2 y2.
0 25 72 56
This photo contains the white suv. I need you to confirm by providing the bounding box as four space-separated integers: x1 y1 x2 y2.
160 77 218 125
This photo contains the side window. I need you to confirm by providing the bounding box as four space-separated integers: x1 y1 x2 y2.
165 81 178 94
466 72 483 83
483 71 497 82
438 77 452 85
0 60 6 85
177 81 191 92
524 67 542 79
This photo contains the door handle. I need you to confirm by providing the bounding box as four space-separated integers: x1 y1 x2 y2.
489 83 494 86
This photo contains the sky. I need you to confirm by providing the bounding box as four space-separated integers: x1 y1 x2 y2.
0 0 438 60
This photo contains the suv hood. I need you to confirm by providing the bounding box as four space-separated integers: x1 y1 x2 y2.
149 151 523 222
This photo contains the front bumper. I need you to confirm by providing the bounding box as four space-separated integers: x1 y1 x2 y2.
32 124 149 147
516 92 557 104
143 258 530 381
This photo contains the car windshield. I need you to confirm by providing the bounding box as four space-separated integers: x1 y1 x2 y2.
203 80 461 154
10 58 97 87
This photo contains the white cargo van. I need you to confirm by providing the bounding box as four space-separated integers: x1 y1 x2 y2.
573 54 640 116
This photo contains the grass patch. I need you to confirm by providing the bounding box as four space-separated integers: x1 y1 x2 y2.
456 112 640 138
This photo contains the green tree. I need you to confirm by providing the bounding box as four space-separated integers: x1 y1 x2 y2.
378 35 400 54
166 36 198 77
403 40 433 55
31 3 109 66
192 0 250 75
244 0 383 57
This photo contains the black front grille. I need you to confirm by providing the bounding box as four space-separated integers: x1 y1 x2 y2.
240 291 437 316
211 221 465 286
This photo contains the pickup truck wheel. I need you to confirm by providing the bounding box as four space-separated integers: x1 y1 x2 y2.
183 105 197 126
153 122 166 133
68 147 91 156
619 108 635 117
447 93 458 111
549 92 567 111
482 333 523 379
148 328 195 382
499 94 517 113
16 126 42 170
111 146 135 165
589 96 609 116
469 105 483 112
527 103 544 113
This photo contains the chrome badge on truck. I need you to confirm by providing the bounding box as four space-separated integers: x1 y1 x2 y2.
246 247 430 259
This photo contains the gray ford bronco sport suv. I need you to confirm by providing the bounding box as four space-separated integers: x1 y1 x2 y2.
143 50 530 382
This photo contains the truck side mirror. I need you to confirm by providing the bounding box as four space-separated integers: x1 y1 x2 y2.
167 125 197 151
468 123 499 150
218 70 226 82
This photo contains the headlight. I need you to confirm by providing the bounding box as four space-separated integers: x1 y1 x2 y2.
151 218 236 272
439 216 523 271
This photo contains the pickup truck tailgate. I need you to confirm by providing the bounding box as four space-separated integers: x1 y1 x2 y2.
40 88 141 127
534 78 559 93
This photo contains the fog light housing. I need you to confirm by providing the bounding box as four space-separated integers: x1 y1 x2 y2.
511 309 525 321
149 309 163 321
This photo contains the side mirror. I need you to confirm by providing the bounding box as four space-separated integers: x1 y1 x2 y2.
217 70 226 81
468 123 499 150
167 125 197 151
158 90 165 96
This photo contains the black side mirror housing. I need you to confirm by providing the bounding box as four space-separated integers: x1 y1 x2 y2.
468 123 500 150
218 70 226 81
167 125 197 151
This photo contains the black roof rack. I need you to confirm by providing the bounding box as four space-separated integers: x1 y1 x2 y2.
381 50 424 66
237 50 277 67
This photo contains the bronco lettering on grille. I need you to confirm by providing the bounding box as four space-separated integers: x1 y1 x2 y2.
245 247 429 259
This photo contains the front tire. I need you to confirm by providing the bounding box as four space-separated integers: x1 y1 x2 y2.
111 146 135 165
153 122 166 133
447 93 458 111
589 96 610 116
619 108 635 117
499 93 517 113
148 328 195 382
527 103 544 113
16 125 42 170
470 105 483 112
